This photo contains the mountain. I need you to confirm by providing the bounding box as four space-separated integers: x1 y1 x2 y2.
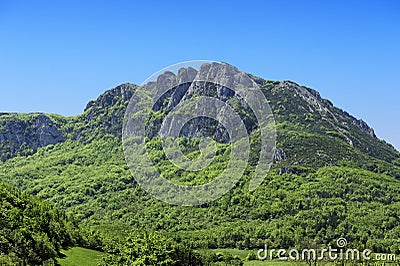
1 62 400 258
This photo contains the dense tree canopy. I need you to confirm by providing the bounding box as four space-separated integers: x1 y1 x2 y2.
0 183 79 265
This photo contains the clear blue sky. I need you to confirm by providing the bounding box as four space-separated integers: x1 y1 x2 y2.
1 1 399 150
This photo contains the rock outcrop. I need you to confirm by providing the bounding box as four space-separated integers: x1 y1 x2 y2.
0 114 65 161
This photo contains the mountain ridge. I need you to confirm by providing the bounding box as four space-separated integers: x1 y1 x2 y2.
1 65 400 257
0 72 398 163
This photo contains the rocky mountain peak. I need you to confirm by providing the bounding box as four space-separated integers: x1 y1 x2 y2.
195 62 255 88
84 83 136 111
177 66 197 84
147 62 258 100
0 63 396 165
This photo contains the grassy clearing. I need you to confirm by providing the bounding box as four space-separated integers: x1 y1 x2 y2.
212 248 251 260
57 247 104 266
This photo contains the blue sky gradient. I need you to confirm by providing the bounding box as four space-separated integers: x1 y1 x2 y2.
0 0 399 149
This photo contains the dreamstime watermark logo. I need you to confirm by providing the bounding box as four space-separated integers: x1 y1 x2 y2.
257 238 397 262
122 60 276 206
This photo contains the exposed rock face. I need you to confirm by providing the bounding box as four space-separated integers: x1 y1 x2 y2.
145 62 260 141
147 64 379 149
265 78 387 161
279 167 297 175
150 68 197 112
34 115 65 146
0 114 65 161
271 80 377 138
77 83 137 140
85 83 135 112
184 62 255 100
0 84 137 161
273 148 287 163
353 119 376 137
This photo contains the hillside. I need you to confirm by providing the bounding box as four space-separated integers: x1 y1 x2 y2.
0 183 79 265
0 62 400 260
